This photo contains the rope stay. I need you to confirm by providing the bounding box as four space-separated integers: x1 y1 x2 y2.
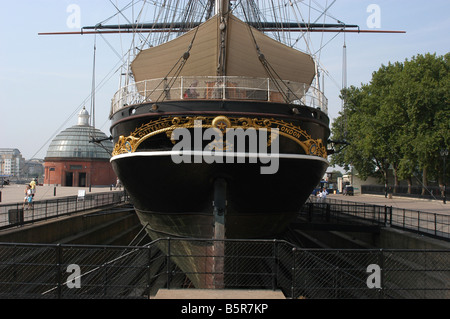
239 4 301 105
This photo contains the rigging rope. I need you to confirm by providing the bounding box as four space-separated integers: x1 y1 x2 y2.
240 4 301 104
140 2 208 104
90 34 97 131
89 34 115 155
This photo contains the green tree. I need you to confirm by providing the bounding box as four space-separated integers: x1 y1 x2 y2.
401 53 450 194
331 53 449 194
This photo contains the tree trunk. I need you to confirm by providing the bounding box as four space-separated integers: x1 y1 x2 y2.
407 177 412 194
438 176 444 198
393 166 399 194
421 166 428 196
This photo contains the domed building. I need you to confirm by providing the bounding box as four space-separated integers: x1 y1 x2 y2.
44 107 117 187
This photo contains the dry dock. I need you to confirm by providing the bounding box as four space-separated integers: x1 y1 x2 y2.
0 184 449 299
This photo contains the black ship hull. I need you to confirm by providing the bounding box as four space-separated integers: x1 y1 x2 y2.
112 152 328 237
110 100 329 287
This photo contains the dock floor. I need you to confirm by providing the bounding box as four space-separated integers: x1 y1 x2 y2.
153 289 286 299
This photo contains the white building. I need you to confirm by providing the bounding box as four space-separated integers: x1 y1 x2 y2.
337 174 380 194
0 148 25 177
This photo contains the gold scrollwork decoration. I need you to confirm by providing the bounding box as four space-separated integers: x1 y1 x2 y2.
112 115 327 158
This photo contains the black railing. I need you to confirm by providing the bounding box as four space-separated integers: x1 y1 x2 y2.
303 197 450 241
0 240 449 299
362 184 448 201
0 191 129 230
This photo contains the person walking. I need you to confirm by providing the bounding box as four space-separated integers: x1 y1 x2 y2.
23 184 33 210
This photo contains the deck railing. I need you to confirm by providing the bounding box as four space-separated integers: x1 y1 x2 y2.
110 76 328 115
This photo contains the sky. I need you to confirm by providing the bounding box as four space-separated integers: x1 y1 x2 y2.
0 0 449 161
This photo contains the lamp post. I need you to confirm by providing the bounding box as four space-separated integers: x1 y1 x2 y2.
441 149 448 204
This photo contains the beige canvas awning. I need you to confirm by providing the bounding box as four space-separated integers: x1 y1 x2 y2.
131 13 316 85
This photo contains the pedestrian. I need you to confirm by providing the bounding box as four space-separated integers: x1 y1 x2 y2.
30 179 37 198
183 80 199 99
321 188 328 201
23 184 33 210
317 187 328 203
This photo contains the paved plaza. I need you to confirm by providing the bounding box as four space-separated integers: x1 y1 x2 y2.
327 193 449 215
0 184 118 205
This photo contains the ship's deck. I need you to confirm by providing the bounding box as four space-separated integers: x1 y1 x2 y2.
110 76 328 116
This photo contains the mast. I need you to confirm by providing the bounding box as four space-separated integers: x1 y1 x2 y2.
216 0 230 76
215 0 229 15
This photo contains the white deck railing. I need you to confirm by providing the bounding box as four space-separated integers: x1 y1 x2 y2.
110 76 328 115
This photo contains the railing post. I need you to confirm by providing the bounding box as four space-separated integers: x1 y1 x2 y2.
378 249 385 299
167 237 171 289
145 80 147 100
180 77 184 99
103 253 108 297
418 211 420 232
373 205 376 223
291 247 296 299
402 209 405 229
222 76 226 99
389 206 393 226
434 213 437 236
56 244 62 299
147 245 152 296
272 240 278 291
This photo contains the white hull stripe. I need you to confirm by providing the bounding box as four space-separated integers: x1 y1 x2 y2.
111 151 329 165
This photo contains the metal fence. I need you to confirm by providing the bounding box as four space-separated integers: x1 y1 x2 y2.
0 239 449 299
303 197 450 241
362 184 448 201
0 191 128 230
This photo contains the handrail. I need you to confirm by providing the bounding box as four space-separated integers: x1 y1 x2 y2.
305 197 450 241
1 240 449 299
110 76 328 116
0 191 128 230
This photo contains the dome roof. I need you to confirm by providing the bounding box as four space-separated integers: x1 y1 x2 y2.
45 108 113 160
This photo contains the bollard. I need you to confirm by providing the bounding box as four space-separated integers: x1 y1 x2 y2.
54 186 56 196
0 191 2 203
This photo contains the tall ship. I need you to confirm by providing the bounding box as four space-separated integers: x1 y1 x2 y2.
100 0 333 288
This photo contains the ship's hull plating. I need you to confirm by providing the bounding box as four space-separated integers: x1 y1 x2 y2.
112 152 328 237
